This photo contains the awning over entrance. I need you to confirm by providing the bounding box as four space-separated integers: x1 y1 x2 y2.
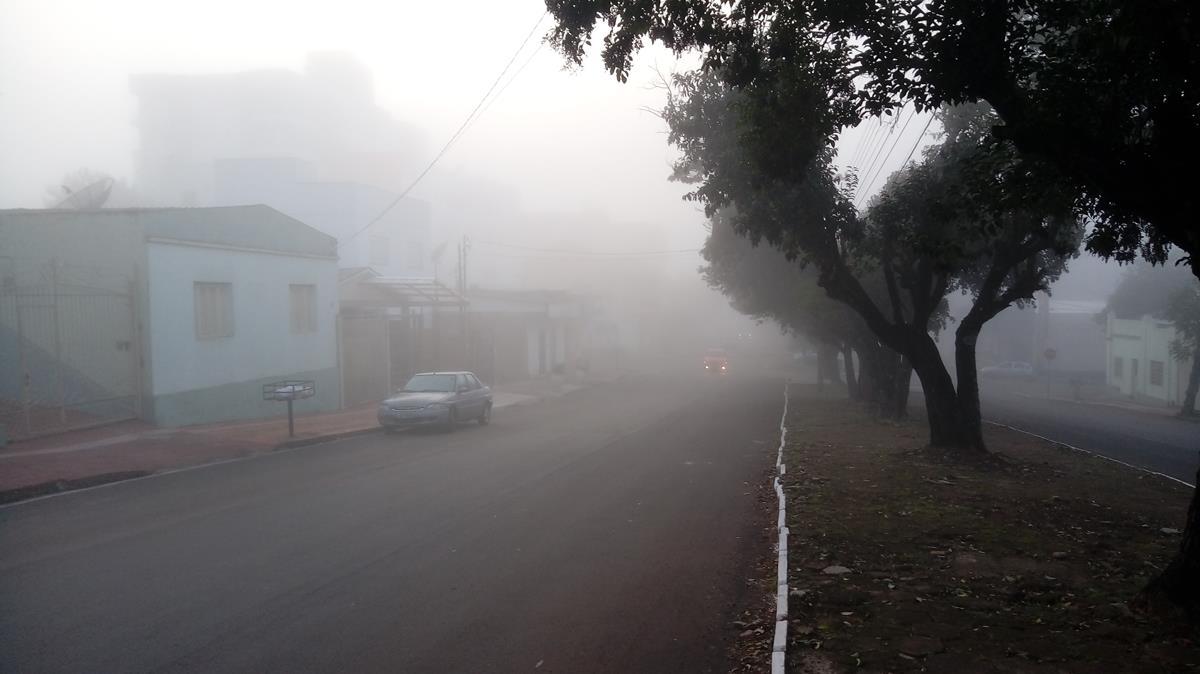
339 267 467 312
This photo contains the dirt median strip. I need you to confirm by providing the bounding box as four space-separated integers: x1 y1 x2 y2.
779 384 1197 673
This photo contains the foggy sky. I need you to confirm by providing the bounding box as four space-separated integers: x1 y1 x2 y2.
0 0 1129 318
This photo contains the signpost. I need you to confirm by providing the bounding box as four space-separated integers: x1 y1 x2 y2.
263 380 316 437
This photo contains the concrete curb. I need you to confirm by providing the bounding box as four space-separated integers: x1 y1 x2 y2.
0 387 580 508
274 426 381 450
771 381 791 674
984 420 1195 489
275 386 561 451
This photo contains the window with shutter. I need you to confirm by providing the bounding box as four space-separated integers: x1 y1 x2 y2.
194 282 233 340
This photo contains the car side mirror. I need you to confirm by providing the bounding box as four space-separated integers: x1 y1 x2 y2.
457 386 469 394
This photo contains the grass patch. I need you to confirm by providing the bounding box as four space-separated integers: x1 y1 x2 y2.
781 385 1197 673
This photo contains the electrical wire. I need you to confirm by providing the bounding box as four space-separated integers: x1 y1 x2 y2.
478 38 545 118
339 12 548 249
854 107 918 207
896 114 936 175
848 119 881 169
851 112 903 202
853 105 912 202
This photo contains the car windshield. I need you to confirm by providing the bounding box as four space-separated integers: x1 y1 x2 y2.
401 374 457 393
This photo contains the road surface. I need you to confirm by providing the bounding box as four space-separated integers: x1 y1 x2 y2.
0 375 780 673
981 388 1199 484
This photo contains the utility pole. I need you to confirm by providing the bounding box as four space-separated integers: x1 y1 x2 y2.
456 235 471 296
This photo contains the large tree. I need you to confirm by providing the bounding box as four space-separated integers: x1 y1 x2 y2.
546 0 1199 277
868 104 1080 450
666 68 1076 450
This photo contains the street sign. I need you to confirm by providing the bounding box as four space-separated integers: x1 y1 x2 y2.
1043 348 1057 361
263 380 316 437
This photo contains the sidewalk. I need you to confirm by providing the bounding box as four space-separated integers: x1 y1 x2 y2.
0 377 588 504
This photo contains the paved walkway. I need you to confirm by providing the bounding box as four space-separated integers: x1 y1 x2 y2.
0 379 587 499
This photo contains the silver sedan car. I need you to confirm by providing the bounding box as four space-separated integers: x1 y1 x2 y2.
377 371 493 431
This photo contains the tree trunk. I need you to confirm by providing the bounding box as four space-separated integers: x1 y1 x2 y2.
1137 463 1200 620
893 358 913 420
953 322 989 451
907 335 977 450
843 343 859 400
1181 347 1200 417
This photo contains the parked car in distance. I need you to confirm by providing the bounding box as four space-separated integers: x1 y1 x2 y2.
980 361 1035 378
703 348 729 374
378 371 492 431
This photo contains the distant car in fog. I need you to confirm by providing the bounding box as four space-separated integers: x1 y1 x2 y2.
703 348 729 374
378 372 492 431
980 361 1035 378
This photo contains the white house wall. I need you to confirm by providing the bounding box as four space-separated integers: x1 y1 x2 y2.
1107 315 1186 406
146 241 339 425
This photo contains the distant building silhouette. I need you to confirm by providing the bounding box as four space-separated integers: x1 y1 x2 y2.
130 53 432 278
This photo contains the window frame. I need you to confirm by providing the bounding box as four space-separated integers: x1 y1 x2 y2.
1150 360 1165 386
289 283 318 335
194 281 234 340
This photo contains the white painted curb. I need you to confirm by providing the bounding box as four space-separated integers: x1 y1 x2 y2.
770 381 790 674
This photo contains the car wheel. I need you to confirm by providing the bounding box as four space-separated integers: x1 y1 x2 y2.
477 404 491 425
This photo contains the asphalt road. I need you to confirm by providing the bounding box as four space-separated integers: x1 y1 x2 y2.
0 374 781 674
981 387 1200 484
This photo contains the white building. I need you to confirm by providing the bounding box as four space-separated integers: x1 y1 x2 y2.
0 206 340 433
1106 314 1195 409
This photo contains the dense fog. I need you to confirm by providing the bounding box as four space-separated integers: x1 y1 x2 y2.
0 0 1156 385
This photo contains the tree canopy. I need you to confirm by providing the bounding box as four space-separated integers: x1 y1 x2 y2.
546 0 1200 273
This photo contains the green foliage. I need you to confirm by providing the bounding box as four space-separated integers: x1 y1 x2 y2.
546 0 1200 271
867 103 1082 324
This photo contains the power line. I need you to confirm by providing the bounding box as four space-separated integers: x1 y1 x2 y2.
477 240 701 257
852 107 907 202
479 38 545 118
339 12 547 250
855 107 918 207
856 111 933 208
855 115 893 170
897 114 936 174
848 119 882 169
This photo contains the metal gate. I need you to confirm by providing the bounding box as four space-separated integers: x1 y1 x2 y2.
1 261 141 440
